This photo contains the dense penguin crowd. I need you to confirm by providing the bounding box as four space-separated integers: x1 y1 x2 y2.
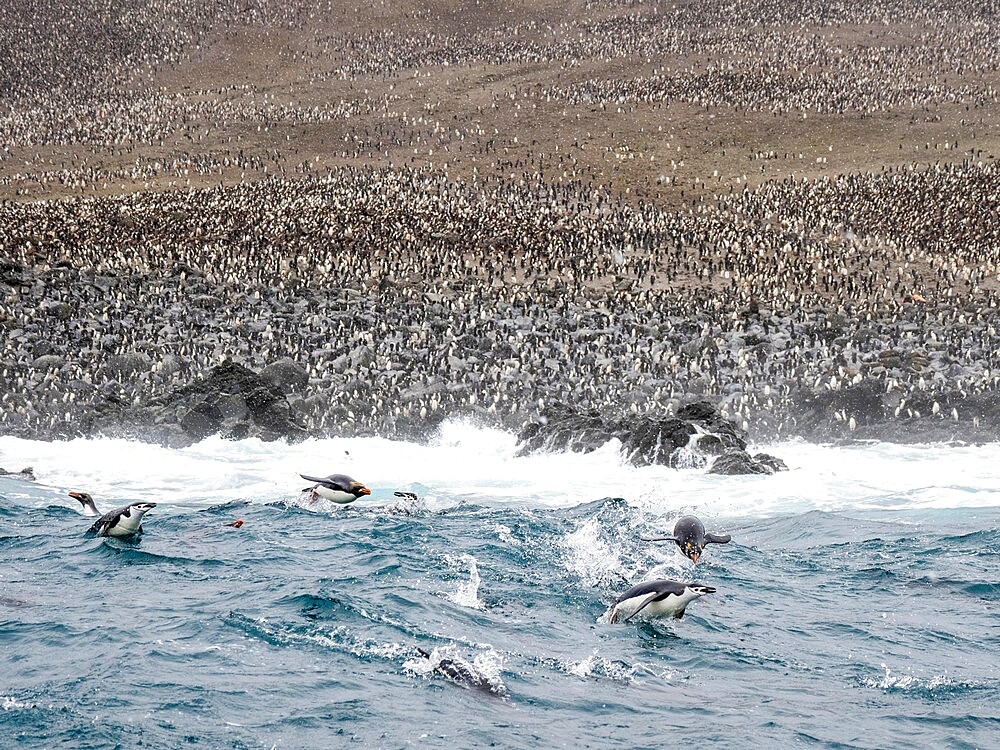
1 0 999 445
2 158 999 443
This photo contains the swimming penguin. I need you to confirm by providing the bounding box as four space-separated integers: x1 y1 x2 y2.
68 491 101 517
299 473 371 504
608 580 716 624
415 647 505 697
642 515 731 563
86 502 157 538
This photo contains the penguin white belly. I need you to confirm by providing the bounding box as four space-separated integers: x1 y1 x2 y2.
103 519 143 537
613 591 693 622
641 593 691 619
312 485 358 504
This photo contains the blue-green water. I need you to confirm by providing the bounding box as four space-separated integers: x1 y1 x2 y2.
2 427 999 748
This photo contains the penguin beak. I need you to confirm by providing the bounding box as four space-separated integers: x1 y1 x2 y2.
690 552 699 564
357 486 371 496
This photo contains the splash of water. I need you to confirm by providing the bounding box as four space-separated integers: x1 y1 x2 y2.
444 554 484 610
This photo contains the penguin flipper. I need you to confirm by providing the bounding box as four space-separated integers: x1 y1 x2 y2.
705 533 732 544
623 593 662 623
299 474 329 484
674 607 686 620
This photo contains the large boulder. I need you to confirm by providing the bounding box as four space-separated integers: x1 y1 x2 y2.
516 400 753 467
89 360 308 445
708 450 788 475
0 466 35 481
260 357 310 394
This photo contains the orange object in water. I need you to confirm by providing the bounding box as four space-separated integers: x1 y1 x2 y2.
225 520 244 528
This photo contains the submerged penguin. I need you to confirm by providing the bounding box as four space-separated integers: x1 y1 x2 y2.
81 498 157 538
415 648 506 697
642 515 731 563
608 580 716 624
299 473 371 504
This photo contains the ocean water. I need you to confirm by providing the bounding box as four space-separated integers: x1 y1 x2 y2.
1 420 998 749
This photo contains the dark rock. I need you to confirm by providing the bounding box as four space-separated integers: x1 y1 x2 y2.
695 434 726 455
103 352 152 381
708 449 787 475
180 401 224 440
0 466 35 481
87 360 307 445
791 378 888 436
0 260 30 285
752 453 788 473
260 358 309 394
516 400 751 467
216 393 250 421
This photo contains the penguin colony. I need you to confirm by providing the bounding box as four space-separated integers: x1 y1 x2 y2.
3 161 1000 444
2 0 1000 446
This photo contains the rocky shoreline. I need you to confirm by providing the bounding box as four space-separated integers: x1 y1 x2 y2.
3 171 1000 452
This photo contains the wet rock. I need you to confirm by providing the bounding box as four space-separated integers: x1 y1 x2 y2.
516 400 752 467
0 466 35 481
87 360 307 445
708 449 787 475
180 401 224 440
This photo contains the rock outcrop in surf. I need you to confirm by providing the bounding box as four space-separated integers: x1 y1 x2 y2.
707 449 788 475
0 466 35 481
515 400 784 471
85 360 307 447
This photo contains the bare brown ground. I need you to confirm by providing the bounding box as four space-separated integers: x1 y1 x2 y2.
3 3 998 211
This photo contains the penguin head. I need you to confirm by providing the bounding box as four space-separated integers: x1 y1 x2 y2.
679 540 704 564
347 481 371 498
687 584 716 596
128 502 157 515
68 491 99 515
673 515 708 563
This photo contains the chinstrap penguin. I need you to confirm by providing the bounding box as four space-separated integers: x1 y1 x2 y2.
85 501 157 537
608 580 716 623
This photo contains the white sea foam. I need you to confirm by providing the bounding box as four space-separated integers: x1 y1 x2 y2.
2 422 1000 517
1 696 32 711
565 650 675 683
561 517 634 588
864 663 956 691
443 553 484 610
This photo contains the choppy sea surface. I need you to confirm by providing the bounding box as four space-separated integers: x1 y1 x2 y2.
1 420 998 749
